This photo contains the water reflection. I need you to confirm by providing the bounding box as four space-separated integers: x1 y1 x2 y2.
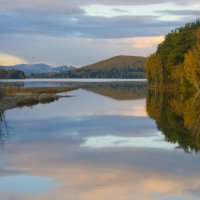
0 175 55 194
0 82 200 200
146 90 200 153
0 112 9 147
83 82 147 100
81 134 176 149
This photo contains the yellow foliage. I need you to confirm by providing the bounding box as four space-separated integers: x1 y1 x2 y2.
184 95 200 136
145 54 163 85
184 28 200 91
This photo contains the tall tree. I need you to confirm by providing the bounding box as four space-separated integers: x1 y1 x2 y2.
146 54 163 85
184 28 200 92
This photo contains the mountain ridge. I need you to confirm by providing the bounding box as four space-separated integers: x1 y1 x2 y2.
39 55 146 78
1 55 146 79
1 63 75 76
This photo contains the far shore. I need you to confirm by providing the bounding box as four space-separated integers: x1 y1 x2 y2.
0 78 147 83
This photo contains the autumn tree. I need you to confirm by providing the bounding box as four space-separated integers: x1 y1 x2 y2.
184 28 200 92
145 54 163 85
146 20 200 89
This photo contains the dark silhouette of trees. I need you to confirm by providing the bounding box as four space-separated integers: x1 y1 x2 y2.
0 69 25 79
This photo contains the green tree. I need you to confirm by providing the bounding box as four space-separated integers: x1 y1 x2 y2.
146 54 163 85
184 28 200 92
146 20 200 89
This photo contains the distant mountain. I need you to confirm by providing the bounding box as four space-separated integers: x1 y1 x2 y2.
1 64 75 76
36 55 146 78
53 65 75 72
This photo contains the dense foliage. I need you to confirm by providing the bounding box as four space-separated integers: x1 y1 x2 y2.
146 20 200 91
0 69 25 79
30 56 146 78
146 90 200 153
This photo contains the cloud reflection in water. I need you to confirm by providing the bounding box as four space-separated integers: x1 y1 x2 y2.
0 87 200 200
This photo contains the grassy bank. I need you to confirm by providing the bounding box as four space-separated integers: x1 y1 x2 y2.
0 86 78 112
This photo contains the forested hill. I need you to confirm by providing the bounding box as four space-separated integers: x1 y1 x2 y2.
81 55 145 73
0 69 25 79
146 20 200 92
31 56 146 78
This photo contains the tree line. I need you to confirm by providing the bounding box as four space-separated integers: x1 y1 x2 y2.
29 56 146 79
0 69 25 79
146 20 200 92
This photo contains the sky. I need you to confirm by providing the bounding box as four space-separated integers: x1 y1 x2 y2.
0 0 200 67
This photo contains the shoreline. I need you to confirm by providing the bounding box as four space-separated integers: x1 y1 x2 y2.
0 86 78 113
0 78 147 83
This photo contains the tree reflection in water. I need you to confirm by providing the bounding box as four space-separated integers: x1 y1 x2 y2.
146 90 200 153
0 88 9 147
0 111 9 147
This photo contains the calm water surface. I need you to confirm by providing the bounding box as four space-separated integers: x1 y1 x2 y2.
0 81 199 200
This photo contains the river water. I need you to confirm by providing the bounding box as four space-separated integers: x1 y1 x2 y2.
0 80 199 200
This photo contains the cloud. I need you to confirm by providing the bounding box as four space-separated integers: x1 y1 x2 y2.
0 35 154 66
0 53 27 66
127 36 165 48
1 128 200 200
0 35 172 67
80 0 200 6
130 105 147 116
0 1 198 40
159 9 200 16
104 36 164 49
0 0 199 65
0 0 84 15
0 13 181 38
1 88 200 200
0 0 199 15
81 134 176 149
103 103 147 116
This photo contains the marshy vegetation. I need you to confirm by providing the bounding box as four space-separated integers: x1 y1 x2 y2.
0 86 78 112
